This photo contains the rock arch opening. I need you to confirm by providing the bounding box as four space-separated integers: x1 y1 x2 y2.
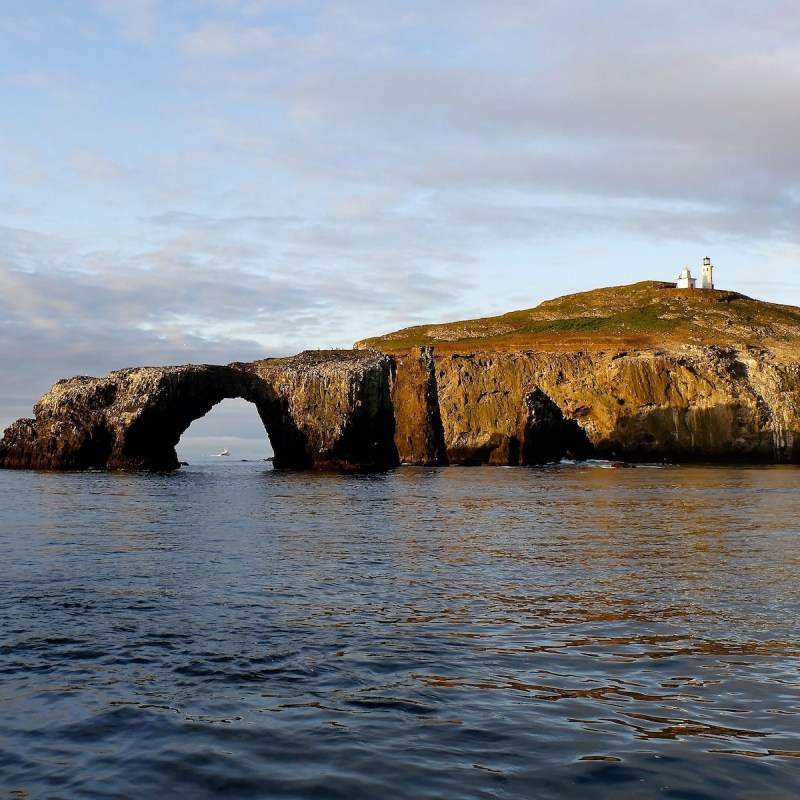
177 397 273 462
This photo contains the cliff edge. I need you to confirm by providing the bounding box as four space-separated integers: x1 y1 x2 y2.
358 282 800 465
3 281 800 471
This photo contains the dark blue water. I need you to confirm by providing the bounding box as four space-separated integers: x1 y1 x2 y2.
1 462 799 798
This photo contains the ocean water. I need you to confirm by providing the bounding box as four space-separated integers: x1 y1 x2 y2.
1 461 799 799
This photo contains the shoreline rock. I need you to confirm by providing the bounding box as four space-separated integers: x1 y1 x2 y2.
2 342 799 471
4 280 800 471
0 351 398 472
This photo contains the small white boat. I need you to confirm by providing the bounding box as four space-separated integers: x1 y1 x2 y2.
214 448 230 457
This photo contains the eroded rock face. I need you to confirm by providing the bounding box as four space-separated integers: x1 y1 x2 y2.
389 347 448 465
0 351 398 471
425 346 800 465
521 388 593 465
241 350 398 470
3 340 800 472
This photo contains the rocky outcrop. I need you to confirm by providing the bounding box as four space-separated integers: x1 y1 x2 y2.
0 351 398 471
241 350 397 470
389 347 448 465
4 313 800 471
420 345 800 465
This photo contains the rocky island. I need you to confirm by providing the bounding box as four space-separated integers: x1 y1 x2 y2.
2 281 800 470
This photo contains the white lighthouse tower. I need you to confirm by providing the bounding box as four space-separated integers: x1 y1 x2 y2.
700 256 714 290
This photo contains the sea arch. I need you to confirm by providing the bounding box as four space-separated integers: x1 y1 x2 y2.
0 351 399 471
112 363 314 470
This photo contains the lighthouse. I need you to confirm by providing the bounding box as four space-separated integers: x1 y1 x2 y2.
676 258 715 290
701 257 714 290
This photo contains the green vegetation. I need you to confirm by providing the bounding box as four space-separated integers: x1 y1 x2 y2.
356 280 800 353
517 306 680 335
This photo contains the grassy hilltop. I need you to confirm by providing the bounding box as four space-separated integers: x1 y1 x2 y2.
357 281 800 356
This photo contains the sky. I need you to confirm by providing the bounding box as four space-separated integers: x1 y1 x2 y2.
2 1 800 453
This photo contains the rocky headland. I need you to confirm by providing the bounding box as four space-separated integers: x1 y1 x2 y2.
3 281 800 470
0 351 397 471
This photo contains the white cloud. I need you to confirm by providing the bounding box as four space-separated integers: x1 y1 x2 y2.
180 21 277 55
3 1 800 428
94 0 162 42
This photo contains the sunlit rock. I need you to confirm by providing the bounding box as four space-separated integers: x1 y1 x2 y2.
0 351 398 472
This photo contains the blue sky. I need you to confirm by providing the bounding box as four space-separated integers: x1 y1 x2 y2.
2 1 800 450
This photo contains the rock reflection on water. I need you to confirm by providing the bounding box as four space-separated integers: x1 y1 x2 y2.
1 462 800 798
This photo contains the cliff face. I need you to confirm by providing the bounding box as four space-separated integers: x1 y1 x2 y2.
361 282 800 466
4 342 799 471
0 351 397 471
4 282 800 471
420 346 800 465
242 350 397 470
388 347 448 465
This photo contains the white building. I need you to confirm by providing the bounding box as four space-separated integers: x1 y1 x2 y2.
676 257 714 290
676 267 696 289
700 256 714 289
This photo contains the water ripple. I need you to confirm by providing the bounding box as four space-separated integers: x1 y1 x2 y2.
1 463 800 798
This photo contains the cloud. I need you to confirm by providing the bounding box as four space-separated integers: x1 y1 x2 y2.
0 213 459 426
158 1 800 250
3 1 800 430
180 21 277 55
94 0 162 42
